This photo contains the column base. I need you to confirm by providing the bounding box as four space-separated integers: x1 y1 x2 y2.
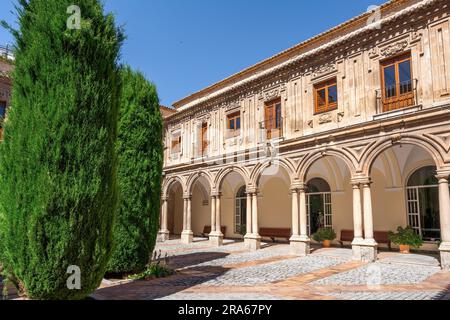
181 230 194 244
352 238 378 262
209 232 224 247
244 234 261 251
439 242 450 270
157 230 170 242
289 235 311 256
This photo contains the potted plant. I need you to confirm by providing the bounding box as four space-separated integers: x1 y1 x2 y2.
388 226 423 254
313 228 337 248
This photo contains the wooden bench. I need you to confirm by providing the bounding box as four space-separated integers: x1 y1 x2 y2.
339 229 392 251
202 226 227 237
338 230 355 247
259 228 291 243
374 231 392 251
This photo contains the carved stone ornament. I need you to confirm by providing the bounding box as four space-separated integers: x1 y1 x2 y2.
312 63 337 78
318 113 333 125
259 88 281 101
307 120 314 128
380 40 409 57
337 112 345 123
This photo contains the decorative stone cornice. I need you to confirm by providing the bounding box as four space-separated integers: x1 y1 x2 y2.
172 0 439 114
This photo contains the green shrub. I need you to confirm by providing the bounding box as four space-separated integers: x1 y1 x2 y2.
107 66 163 274
388 226 423 249
0 0 122 299
312 228 337 242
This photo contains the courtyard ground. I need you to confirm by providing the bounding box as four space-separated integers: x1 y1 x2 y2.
92 238 450 300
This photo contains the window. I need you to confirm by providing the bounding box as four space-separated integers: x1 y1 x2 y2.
0 101 6 120
171 135 181 154
264 99 282 139
200 122 208 156
406 166 444 242
314 79 338 114
306 178 332 236
381 53 414 112
226 112 241 138
235 186 247 235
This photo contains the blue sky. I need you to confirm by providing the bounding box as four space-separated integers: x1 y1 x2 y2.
0 0 386 106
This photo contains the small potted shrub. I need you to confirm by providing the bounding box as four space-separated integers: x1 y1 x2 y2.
313 228 337 248
388 226 424 254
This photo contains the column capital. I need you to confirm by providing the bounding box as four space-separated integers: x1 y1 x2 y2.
247 187 258 194
291 181 307 192
211 191 222 197
161 195 169 202
436 170 450 181
351 176 371 186
183 194 192 200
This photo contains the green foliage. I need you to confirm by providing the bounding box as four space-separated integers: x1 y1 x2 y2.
312 228 337 242
0 0 122 299
128 250 174 280
389 226 424 249
106 66 163 274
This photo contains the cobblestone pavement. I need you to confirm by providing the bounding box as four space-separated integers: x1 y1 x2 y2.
313 261 441 286
92 238 450 301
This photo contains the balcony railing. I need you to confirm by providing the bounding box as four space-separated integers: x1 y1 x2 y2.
259 117 283 140
376 79 418 114
0 45 14 61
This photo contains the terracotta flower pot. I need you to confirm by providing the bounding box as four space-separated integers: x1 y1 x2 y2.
399 244 410 254
323 240 331 248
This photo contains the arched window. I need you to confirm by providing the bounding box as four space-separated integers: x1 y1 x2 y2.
306 178 332 235
235 186 247 235
406 166 440 241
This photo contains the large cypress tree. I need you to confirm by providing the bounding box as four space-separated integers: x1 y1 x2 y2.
107 66 163 275
0 0 122 299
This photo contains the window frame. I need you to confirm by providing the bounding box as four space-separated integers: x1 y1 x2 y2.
264 99 283 140
226 111 241 138
380 52 414 112
314 78 338 114
200 122 208 156
171 134 182 154
0 100 6 121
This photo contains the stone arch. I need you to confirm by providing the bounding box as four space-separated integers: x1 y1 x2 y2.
360 135 446 177
250 158 296 187
162 175 187 198
186 170 214 196
214 165 251 192
297 149 358 182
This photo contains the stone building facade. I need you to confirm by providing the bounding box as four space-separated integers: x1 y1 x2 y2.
159 0 450 269
0 50 13 140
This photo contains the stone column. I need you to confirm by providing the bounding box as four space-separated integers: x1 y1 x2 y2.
350 182 365 260
210 195 216 233
437 171 450 270
296 184 311 256
157 196 170 242
244 190 253 247
290 185 305 255
247 189 261 251
210 192 224 247
181 195 193 244
359 179 377 262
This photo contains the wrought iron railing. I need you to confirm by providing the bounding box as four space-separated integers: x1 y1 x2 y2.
259 117 283 140
376 78 418 114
